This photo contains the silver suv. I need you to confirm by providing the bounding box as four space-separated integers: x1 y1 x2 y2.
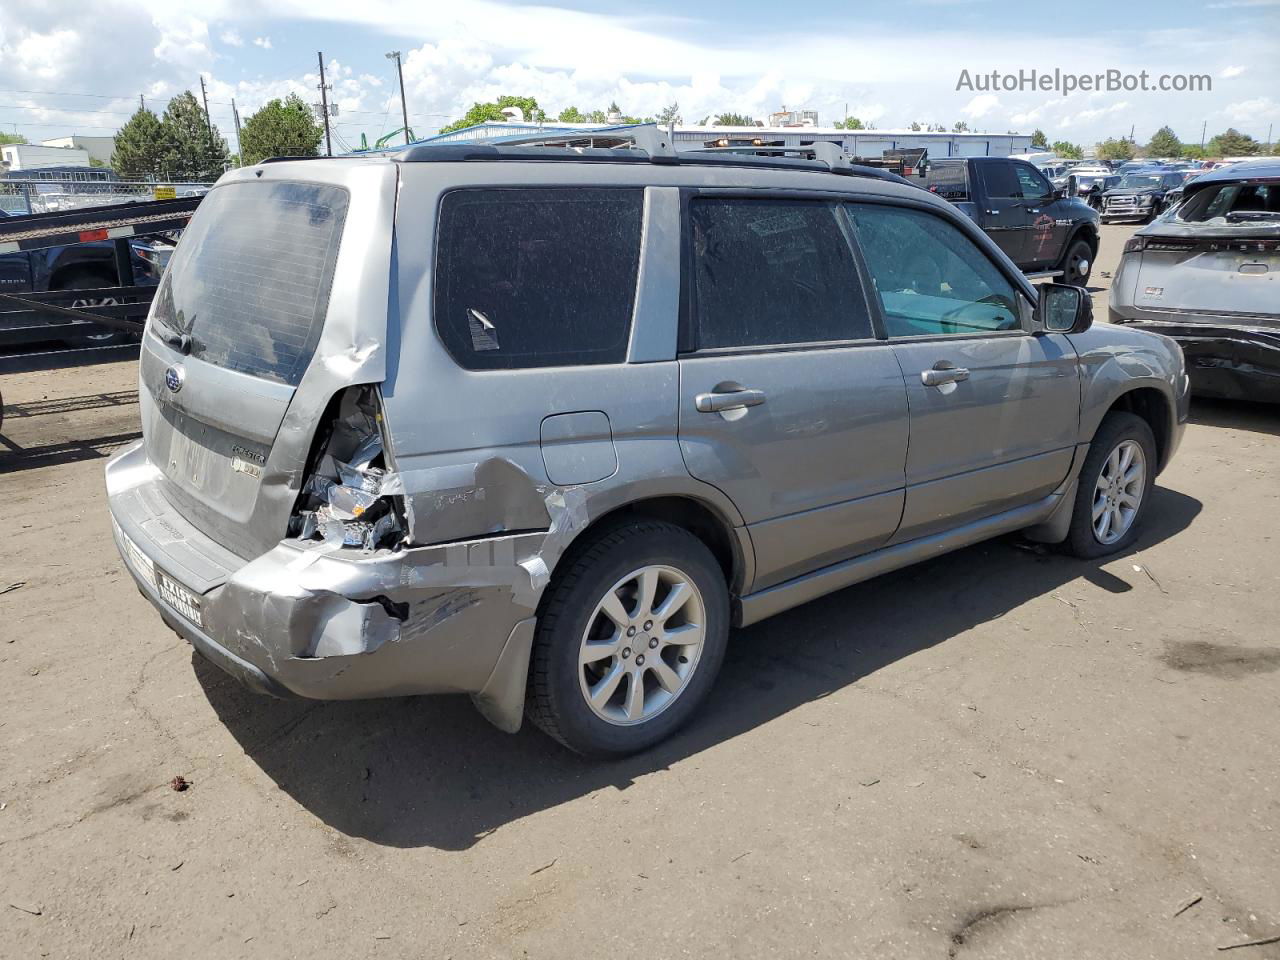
105 140 1189 755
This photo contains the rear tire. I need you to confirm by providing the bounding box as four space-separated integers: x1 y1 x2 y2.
526 520 730 757
54 271 133 347
1064 412 1157 559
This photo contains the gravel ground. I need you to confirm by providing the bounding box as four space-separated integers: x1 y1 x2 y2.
2 224 1278 960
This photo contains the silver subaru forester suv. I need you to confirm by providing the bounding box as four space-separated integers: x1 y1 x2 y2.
106 137 1189 755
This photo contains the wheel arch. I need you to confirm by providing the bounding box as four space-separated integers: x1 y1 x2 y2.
1098 386 1175 473
555 494 752 601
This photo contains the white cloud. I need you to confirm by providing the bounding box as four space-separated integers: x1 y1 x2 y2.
1220 65 1246 78
1223 97 1279 125
962 94 1001 119
1 0 1277 153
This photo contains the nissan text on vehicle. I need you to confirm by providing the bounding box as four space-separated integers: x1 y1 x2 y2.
105 134 1188 755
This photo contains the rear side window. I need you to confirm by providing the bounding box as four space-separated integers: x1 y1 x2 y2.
434 188 643 370
151 180 349 386
688 197 872 350
978 161 1021 200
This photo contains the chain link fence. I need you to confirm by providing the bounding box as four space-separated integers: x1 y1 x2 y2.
0 180 213 216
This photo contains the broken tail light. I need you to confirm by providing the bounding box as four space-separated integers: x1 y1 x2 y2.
291 386 408 553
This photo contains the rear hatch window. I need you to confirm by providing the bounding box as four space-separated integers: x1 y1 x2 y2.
150 180 350 385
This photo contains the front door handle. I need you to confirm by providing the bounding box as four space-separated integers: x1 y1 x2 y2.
695 387 767 413
921 362 970 387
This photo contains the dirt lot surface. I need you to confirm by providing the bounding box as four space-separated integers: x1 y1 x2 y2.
2 225 1279 959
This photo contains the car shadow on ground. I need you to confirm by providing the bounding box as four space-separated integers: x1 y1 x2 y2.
1189 397 1280 438
196 486 1201 852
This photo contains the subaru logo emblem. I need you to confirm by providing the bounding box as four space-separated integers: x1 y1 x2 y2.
164 365 184 393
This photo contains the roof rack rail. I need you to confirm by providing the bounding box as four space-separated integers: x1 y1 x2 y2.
395 123 913 184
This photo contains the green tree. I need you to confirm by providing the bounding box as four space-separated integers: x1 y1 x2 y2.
834 117 864 130
440 95 546 134
557 106 588 123
1052 140 1084 160
1146 125 1182 158
1031 128 1048 148
111 106 167 179
0 132 25 145
1096 137 1135 162
714 112 753 126
908 121 921 132
239 94 323 165
1206 127 1260 157
953 120 970 133
656 102 681 126
157 91 229 181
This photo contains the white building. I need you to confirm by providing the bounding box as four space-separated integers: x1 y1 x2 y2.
0 143 92 172
40 135 115 165
422 121 1036 160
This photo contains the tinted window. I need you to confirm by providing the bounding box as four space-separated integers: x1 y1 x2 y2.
434 188 642 370
978 161 1021 199
688 198 871 349
845 203 1020 338
150 181 349 386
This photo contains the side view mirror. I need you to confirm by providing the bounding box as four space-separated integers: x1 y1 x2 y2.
1064 175 1077 197
1037 283 1093 334
1051 187 1066 201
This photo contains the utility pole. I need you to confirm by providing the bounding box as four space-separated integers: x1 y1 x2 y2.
386 51 410 144
139 94 145 112
232 98 244 164
1266 123 1274 153
316 52 334 156
199 76 212 137
1200 121 1207 152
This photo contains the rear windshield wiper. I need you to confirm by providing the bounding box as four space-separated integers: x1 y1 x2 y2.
156 327 193 354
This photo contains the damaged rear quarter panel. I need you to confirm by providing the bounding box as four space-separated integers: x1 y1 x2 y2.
380 164 748 565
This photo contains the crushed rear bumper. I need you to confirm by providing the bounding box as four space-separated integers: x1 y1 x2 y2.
1108 308 1280 403
105 439 573 730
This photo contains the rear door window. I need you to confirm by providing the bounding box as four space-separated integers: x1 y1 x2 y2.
687 197 873 350
150 180 349 386
434 188 643 370
978 160 1021 201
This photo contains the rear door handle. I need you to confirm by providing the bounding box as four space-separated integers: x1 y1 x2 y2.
695 388 767 413
921 363 970 387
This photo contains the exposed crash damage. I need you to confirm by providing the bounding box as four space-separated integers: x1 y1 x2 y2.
1109 159 1280 402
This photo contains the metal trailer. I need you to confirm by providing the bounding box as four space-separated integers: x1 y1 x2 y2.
0 196 202 430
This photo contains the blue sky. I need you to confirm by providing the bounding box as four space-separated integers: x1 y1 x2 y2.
1 0 1275 156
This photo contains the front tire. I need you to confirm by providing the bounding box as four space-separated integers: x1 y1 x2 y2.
526 520 730 757
1064 412 1157 559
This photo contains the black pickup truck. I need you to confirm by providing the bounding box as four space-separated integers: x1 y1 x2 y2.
924 157 1101 285
0 208 168 344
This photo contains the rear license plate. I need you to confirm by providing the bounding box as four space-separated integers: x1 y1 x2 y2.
119 527 158 591
157 571 203 627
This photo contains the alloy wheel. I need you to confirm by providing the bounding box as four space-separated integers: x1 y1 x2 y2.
577 564 706 726
1092 439 1146 545
70 295 121 342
